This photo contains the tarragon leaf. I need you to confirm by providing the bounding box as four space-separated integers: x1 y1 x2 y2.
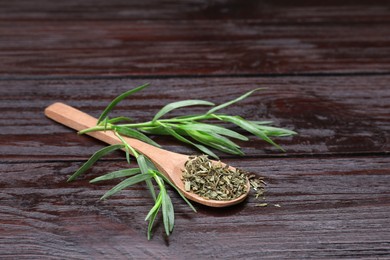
100 173 153 200
161 189 175 235
145 193 162 221
162 124 219 159
107 116 133 124
250 120 274 125
153 100 214 122
206 88 262 114
152 170 196 212
139 125 170 135
115 126 161 147
137 155 156 200
97 83 150 124
170 114 204 120
147 204 160 240
185 130 244 155
178 122 248 141
161 190 175 235
219 115 285 151
140 125 188 136
67 144 124 182
251 124 297 137
90 168 141 183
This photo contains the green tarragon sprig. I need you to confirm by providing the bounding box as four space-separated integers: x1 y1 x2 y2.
80 83 296 159
68 84 296 240
67 129 196 240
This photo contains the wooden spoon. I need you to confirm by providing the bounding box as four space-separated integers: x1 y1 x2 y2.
44 102 249 207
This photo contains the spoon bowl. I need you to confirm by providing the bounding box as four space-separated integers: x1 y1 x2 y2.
45 102 250 207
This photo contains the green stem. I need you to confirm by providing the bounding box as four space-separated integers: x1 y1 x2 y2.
159 114 214 123
78 125 111 134
82 114 219 134
114 131 139 157
116 121 155 128
154 173 165 192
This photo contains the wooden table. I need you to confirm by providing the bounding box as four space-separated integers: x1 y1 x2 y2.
1 1 389 259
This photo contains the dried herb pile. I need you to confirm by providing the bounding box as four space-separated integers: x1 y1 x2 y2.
182 155 248 200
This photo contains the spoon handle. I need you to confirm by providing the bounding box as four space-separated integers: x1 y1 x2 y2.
44 102 171 159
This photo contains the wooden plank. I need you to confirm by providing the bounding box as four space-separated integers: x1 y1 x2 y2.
1 156 389 258
1 1 388 259
1 0 389 23
1 20 389 76
0 76 388 160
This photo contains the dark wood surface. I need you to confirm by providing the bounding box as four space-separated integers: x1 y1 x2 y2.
0 1 389 259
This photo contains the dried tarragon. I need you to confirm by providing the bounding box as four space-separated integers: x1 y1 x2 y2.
182 155 249 200
248 174 266 199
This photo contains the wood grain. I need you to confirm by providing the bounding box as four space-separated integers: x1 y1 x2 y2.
0 1 389 77
1 21 389 77
1 0 389 22
1 1 389 258
1 156 389 259
0 76 388 161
